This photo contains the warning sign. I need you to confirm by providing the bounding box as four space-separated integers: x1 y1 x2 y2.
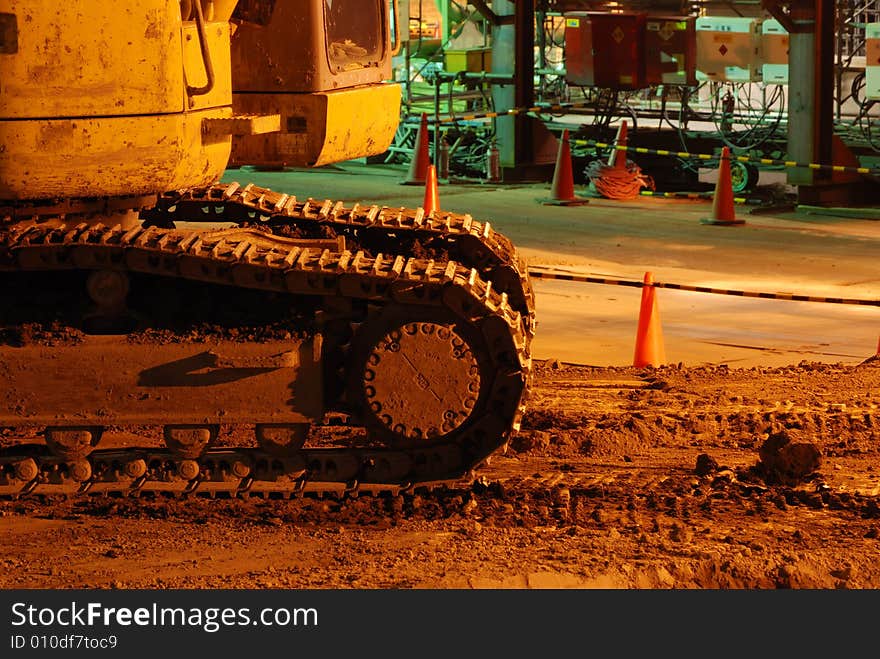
612 26 625 43
658 22 676 41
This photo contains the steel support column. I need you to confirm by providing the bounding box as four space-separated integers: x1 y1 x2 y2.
785 22 814 186
784 0 829 187
491 0 555 180
491 0 520 169
812 0 835 185
773 0 870 203
513 0 536 168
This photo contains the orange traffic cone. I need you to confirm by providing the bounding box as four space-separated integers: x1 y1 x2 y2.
607 120 628 170
633 272 666 368
402 113 430 186
540 129 590 206
700 146 744 225
860 335 880 364
423 164 440 214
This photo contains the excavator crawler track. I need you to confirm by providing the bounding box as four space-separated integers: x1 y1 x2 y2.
0 190 534 500
144 182 536 336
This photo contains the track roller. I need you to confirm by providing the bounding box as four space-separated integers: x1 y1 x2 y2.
14 458 39 483
231 459 252 479
124 459 148 479
67 460 92 483
176 460 201 481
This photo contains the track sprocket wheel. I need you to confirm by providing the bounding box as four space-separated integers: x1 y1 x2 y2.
345 306 491 446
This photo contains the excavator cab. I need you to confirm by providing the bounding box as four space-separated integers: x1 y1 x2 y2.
230 0 401 167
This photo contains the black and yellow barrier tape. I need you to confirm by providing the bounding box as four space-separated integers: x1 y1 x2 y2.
637 190 762 205
417 101 880 176
528 268 880 307
572 139 880 176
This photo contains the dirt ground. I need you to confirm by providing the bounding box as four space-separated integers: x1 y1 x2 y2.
2 358 879 590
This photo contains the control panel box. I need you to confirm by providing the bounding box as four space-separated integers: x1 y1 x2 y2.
644 15 696 86
563 12 594 87
867 23 880 99
564 11 646 89
587 11 646 89
761 19 789 84
696 16 763 82
445 48 492 74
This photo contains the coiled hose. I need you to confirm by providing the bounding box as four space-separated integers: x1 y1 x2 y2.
585 159 655 200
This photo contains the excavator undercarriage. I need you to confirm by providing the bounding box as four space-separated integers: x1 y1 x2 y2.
0 188 535 498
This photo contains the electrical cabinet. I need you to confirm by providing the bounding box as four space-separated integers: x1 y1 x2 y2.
761 19 789 84
695 16 763 82
563 12 594 86
445 48 492 73
587 12 646 89
644 15 696 86
564 11 645 89
866 23 880 99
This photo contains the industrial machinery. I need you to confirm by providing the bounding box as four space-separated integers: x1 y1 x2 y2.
0 0 534 498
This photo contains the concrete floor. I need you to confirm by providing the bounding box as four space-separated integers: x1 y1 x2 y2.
221 162 880 368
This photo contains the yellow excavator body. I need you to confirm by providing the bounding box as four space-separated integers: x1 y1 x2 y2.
0 0 237 200
0 0 400 200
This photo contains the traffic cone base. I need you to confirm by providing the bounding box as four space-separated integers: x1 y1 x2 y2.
541 197 591 206
700 216 745 226
539 128 590 206
401 113 430 186
860 336 880 364
700 146 744 225
633 272 666 368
